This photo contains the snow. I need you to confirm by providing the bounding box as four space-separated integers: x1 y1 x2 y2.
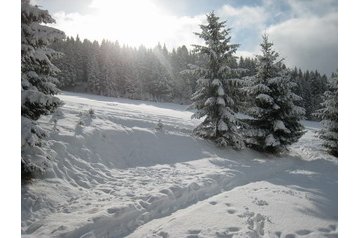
217 86 225 96
211 79 222 86
218 120 228 132
273 120 290 133
21 92 337 238
256 93 274 105
265 134 279 147
216 97 225 106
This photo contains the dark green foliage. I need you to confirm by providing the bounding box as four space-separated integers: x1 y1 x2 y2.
188 12 245 149
314 74 338 157
21 0 65 180
290 68 328 120
242 35 305 153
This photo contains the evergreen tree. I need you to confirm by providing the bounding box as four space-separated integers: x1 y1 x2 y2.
172 45 197 103
123 47 142 99
314 73 338 157
87 51 101 94
51 37 77 89
21 0 65 178
242 34 305 153
188 12 245 149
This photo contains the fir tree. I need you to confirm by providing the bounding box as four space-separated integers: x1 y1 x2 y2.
188 12 245 149
21 0 65 178
242 34 305 153
314 73 338 157
87 52 101 94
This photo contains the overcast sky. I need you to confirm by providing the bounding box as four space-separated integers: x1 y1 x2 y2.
32 0 338 75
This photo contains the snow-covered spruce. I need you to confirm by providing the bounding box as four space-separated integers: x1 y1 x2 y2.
187 12 245 149
21 0 65 178
314 73 338 157
241 34 305 153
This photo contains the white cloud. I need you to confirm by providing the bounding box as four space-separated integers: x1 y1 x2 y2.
286 0 337 17
219 4 267 29
267 12 337 74
51 0 206 49
215 2 337 74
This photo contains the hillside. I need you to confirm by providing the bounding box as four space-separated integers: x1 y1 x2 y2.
21 92 337 238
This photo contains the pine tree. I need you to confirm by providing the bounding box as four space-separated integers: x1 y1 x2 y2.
172 45 196 103
21 0 65 178
314 73 338 157
242 34 305 153
188 12 245 149
87 52 101 94
51 37 77 89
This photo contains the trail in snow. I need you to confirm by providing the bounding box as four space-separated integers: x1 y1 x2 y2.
21 92 337 238
128 180 337 238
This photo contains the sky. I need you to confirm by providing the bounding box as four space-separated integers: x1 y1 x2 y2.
32 0 338 75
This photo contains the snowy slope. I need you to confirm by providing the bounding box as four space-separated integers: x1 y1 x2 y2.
21 92 337 238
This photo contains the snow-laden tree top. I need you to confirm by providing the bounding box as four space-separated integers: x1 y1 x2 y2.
188 12 244 149
242 34 305 153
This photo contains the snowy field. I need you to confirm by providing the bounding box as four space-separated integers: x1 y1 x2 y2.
21 92 337 238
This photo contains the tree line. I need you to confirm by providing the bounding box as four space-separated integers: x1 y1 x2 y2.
51 36 329 120
51 37 197 104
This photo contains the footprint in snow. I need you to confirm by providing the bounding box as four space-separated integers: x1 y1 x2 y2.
157 231 169 238
237 211 255 218
209 201 217 205
215 231 234 238
186 235 199 238
107 207 121 214
275 231 282 237
227 227 240 232
224 203 232 207
186 229 201 238
318 228 330 233
284 234 296 238
252 197 269 206
227 209 236 214
295 229 312 235
247 213 266 236
187 229 201 234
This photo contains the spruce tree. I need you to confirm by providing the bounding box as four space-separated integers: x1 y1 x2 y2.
188 12 245 149
87 53 101 94
315 73 338 157
243 34 305 153
21 0 65 178
51 38 77 89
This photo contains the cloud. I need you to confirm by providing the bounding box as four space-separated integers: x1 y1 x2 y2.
285 0 337 17
51 0 206 49
267 12 337 75
217 1 337 74
219 4 267 29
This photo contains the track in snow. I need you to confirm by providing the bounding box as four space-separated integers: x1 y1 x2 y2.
21 92 337 238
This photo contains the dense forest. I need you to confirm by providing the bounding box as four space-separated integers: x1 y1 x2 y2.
51 36 330 120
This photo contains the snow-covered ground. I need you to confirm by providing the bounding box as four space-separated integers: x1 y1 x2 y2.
21 92 337 238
